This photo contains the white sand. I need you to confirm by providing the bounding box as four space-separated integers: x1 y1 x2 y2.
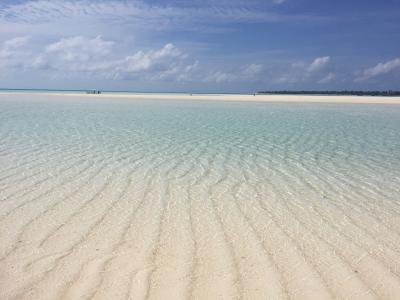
0 93 400 299
101 93 400 104
1 91 400 104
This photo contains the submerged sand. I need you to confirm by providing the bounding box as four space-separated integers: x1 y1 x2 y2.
0 93 400 299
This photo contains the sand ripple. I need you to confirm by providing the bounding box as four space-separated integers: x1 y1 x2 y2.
1 95 400 299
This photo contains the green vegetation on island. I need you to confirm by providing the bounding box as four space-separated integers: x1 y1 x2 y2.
257 90 400 96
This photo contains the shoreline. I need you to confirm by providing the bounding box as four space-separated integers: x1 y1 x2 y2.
1 91 400 104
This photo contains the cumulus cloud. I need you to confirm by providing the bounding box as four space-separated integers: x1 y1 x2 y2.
205 71 238 83
46 36 113 60
242 64 263 77
276 56 332 84
26 36 197 81
318 72 336 84
205 63 264 83
308 56 330 73
0 36 31 68
117 44 183 73
356 58 400 81
32 36 115 71
2 37 30 50
114 44 195 81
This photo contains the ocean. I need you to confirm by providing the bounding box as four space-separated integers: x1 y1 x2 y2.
1 94 400 299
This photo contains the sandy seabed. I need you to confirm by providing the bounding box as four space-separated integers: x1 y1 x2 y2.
0 93 400 299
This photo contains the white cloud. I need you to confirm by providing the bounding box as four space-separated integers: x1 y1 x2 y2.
0 35 196 82
205 63 264 83
205 71 238 83
356 58 400 81
115 44 194 81
318 72 335 83
27 37 197 81
308 56 330 73
0 36 31 68
0 37 29 57
276 56 332 84
118 44 183 73
242 63 263 77
2 36 30 50
45 36 113 60
32 36 114 72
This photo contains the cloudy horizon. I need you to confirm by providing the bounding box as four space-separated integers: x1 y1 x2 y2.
0 0 399 92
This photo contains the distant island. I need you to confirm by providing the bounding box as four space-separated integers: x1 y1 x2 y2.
257 90 400 96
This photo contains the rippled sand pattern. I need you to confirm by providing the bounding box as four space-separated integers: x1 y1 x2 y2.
1 95 400 300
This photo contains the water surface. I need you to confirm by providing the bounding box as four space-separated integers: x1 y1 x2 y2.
1 95 400 299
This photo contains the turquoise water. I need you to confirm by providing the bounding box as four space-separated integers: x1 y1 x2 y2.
2 97 400 188
1 95 400 299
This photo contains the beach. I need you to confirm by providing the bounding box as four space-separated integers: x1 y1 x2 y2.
1 93 400 299
1 91 400 104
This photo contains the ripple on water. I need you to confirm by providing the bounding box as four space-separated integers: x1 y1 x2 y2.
0 96 400 299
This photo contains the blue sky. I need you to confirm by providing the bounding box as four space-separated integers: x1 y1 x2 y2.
0 0 399 92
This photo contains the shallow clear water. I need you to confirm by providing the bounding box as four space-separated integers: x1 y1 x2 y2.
2 97 400 189
1 95 400 299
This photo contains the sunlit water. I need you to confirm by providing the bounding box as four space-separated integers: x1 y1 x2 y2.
1 95 400 299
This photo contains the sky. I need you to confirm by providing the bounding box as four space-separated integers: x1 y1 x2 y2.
0 0 399 92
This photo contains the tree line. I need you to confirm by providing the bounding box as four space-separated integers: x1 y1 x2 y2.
257 90 400 96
